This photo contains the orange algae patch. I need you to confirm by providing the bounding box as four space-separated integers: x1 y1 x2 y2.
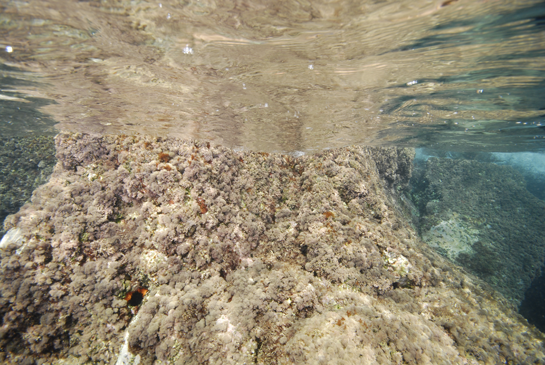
323 211 334 219
158 152 171 163
196 198 208 214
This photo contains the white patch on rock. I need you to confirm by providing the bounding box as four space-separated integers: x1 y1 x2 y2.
384 251 412 276
0 228 25 253
115 331 141 365
216 314 241 345
422 216 478 261
141 249 168 274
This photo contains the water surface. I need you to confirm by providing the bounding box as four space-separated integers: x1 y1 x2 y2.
1 0 544 153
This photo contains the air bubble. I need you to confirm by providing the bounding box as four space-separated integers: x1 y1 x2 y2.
183 44 193 54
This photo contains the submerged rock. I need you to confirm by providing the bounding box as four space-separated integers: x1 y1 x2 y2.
0 136 56 240
0 133 543 364
412 157 545 305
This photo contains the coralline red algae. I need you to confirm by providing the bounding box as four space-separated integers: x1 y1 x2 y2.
0 133 542 364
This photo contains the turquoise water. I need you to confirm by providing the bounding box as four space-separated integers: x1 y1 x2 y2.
0 0 545 360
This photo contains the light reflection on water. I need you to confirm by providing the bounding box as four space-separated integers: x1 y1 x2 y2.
0 0 544 153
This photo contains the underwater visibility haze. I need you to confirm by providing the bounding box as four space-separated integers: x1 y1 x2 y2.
0 0 544 363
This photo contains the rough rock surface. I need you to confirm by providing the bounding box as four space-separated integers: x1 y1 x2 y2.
0 133 543 364
0 136 56 240
412 157 545 305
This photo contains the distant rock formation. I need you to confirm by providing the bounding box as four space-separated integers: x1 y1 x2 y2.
0 136 56 240
412 157 545 305
0 133 543 364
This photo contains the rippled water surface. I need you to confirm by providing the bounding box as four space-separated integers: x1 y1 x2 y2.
1 0 545 153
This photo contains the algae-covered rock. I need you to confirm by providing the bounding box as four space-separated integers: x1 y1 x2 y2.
0 133 543 364
413 157 545 305
0 136 56 240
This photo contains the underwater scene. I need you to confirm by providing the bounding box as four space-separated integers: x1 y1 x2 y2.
0 0 544 363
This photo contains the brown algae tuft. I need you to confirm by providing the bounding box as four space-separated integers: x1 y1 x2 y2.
158 152 171 163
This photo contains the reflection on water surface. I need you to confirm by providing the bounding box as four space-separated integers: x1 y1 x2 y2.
1 0 544 152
